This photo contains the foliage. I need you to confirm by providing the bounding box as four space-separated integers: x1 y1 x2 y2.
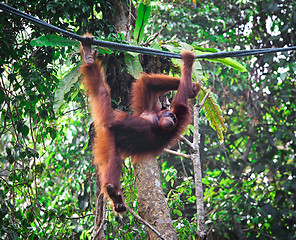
0 1 118 239
199 88 226 142
30 34 78 47
124 52 143 79
133 2 151 44
193 47 247 72
150 0 296 239
53 64 82 113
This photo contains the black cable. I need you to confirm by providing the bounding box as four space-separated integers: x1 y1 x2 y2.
1 2 296 59
0 2 181 59
195 47 296 59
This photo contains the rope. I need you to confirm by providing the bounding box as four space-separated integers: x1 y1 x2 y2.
1 2 296 59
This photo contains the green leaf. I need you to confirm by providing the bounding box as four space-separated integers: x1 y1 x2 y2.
149 42 162 51
202 178 210 185
187 195 196 203
133 2 151 43
179 42 194 51
163 42 247 73
194 50 247 72
173 209 183 217
0 90 4 105
124 53 143 79
209 57 247 72
53 64 81 113
213 170 222 177
161 44 180 54
22 125 30 137
16 122 29 137
200 88 226 142
30 35 78 47
96 47 114 55
192 60 204 80
35 163 45 175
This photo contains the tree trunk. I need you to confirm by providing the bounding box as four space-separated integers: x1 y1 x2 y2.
94 172 106 240
192 104 206 237
89 123 106 240
134 156 178 240
102 0 136 41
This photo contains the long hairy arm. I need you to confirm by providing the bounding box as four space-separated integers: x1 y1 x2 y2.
80 45 114 126
80 41 126 212
131 73 181 115
171 51 200 134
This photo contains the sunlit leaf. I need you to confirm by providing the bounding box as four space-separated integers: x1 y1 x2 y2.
53 64 81 113
30 35 78 47
173 209 183 217
194 50 247 72
124 52 143 79
96 46 114 54
209 57 247 72
134 2 151 43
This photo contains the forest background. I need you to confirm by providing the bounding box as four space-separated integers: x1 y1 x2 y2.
0 0 296 239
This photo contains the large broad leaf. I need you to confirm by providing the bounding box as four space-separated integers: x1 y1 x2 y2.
30 35 78 47
210 57 247 72
192 60 204 80
96 47 114 55
162 44 180 54
133 2 151 43
162 42 247 72
199 88 227 142
53 64 81 113
124 52 143 79
194 49 247 72
31 34 114 54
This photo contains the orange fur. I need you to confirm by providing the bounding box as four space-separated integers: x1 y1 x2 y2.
80 41 199 213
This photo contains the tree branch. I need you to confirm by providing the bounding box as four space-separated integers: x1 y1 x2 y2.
180 135 194 149
191 100 206 237
164 148 191 158
198 90 210 110
126 206 166 240
143 21 167 46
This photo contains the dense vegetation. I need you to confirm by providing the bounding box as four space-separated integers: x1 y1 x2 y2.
1 0 295 239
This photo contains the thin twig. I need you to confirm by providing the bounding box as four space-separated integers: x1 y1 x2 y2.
62 105 87 116
66 213 94 220
178 142 189 178
180 135 194 149
126 206 166 240
180 156 188 177
164 148 190 159
143 21 167 46
198 90 210 110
